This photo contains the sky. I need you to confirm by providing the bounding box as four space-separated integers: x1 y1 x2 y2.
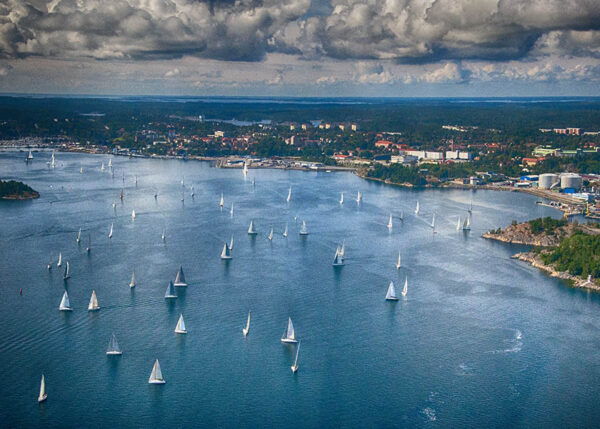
0 0 599 97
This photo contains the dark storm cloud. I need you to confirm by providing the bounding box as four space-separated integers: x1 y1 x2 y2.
0 0 599 62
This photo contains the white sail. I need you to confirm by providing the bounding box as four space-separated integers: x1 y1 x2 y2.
283 224 288 237
80 167 83 174
457 217 461 231
402 277 408 297
356 190 362 203
59 291 72 311
38 374 47 402
161 229 166 241
243 162 248 176
431 214 436 230
387 214 393 229
248 220 257 235
400 210 404 221
396 251 401 269
86 234 91 253
57 252 62 267
463 215 471 230
174 265 187 286
386 281 398 301
131 209 136 220
230 203 234 217
108 223 113 239
148 359 165 384
229 235 234 250
415 201 420 215
291 342 300 373
221 243 232 259
268 227 274 241
339 192 344 204
281 317 297 343
340 241 345 257
165 281 177 299
299 220 308 235
112 200 116 209
27 149 34 160
76 228 81 244
191 185 195 197
47 254 52 270
101 162 105 171
63 261 70 279
175 314 187 334
243 311 250 337
50 151 55 167
287 187 292 203
88 290 100 311
106 333 122 355
333 249 344 266
108 158 112 168
219 193 224 207
129 271 136 288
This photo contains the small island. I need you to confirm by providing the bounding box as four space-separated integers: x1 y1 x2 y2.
484 217 600 290
0 180 39 200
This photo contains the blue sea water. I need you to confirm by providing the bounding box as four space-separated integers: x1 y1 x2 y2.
1 151 600 428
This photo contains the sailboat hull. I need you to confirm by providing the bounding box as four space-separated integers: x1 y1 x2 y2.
148 379 166 385
242 329 249 336
59 307 72 311
175 329 187 334
281 338 298 344
291 365 298 373
38 394 47 403
173 283 187 287
386 297 399 301
221 255 232 260
106 351 123 356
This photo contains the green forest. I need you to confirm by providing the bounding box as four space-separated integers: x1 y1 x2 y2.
0 180 38 198
541 232 600 279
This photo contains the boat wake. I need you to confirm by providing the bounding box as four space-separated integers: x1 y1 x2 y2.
490 329 522 354
455 363 474 376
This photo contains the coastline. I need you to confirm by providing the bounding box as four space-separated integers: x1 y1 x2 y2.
512 251 600 291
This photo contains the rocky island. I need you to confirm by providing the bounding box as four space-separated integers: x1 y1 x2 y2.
0 180 39 200
484 217 600 290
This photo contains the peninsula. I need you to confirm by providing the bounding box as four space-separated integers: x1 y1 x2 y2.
484 217 600 289
0 180 39 200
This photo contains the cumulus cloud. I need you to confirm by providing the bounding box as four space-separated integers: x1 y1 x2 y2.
164 67 180 77
0 0 599 64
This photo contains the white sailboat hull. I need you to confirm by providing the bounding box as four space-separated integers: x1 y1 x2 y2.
281 338 298 344
291 365 298 373
386 297 399 301
173 282 187 287
149 379 166 384
59 307 72 311
106 351 123 356
175 329 187 334
242 328 249 336
38 394 47 403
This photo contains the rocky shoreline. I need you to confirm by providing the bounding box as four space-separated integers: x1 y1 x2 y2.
1 190 39 200
512 251 600 291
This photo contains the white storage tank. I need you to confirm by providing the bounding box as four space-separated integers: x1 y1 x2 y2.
560 173 583 190
539 173 560 189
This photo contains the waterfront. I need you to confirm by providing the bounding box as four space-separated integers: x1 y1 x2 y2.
2 151 600 427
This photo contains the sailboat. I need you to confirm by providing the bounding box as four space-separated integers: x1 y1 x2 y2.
385 281 398 301
242 311 250 337
339 192 344 205
47 255 52 270
129 271 136 288
76 228 81 244
26 150 34 162
112 200 116 210
356 190 362 203
396 251 401 269
88 290 100 311
120 189 124 201
333 248 344 266
399 210 404 221
299 220 308 235
174 265 187 286
339 241 346 257
148 359 166 384
38 374 47 403
50 151 56 168
190 186 195 198
252 177 255 187
221 242 232 260
248 220 257 235
101 162 105 171
174 314 187 334
164 281 177 299
59 290 72 311
108 158 112 168
131 209 136 220
283 223 288 237
415 200 420 215
387 214 393 229
457 217 461 231
401 277 408 297
431 214 436 230
57 252 62 268
230 203 234 217
286 187 292 203
219 193 224 207
268 227 274 241
281 317 298 343
468 198 473 214
154 191 158 199
63 261 70 280
106 333 122 355
80 167 83 174
229 235 234 251
243 162 248 176
86 234 91 253
181 190 185 202
462 215 471 231
108 223 113 239
291 342 300 373
161 229 166 241
134 175 138 186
